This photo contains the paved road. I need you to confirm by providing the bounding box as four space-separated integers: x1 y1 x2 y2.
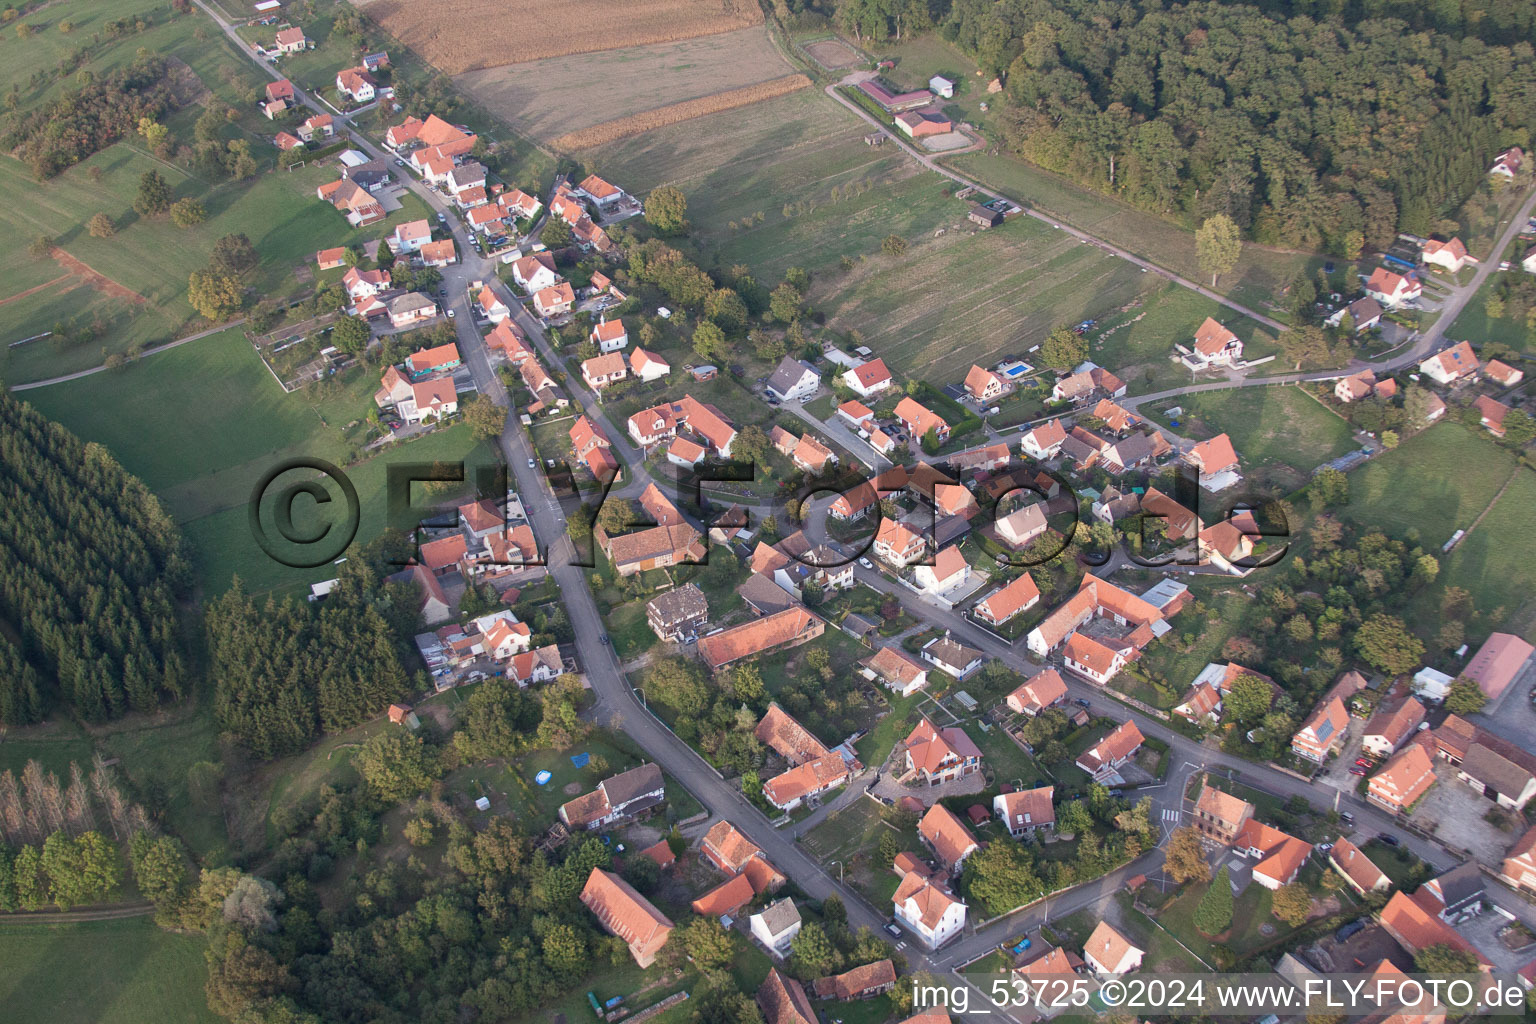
11 317 247 391
826 74 1288 334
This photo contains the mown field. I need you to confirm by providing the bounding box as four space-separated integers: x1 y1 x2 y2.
23 328 496 595
0 0 441 385
357 0 764 74
456 25 792 143
0 916 220 1024
1446 272 1536 352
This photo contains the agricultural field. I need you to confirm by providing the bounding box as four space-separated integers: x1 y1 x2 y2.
354 0 764 74
1428 464 1536 640
554 75 811 151
799 35 867 72
456 26 794 144
820 212 1155 387
0 917 220 1024
1146 384 1358 487
23 328 495 595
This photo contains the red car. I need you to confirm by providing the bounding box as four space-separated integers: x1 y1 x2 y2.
1354 757 1372 768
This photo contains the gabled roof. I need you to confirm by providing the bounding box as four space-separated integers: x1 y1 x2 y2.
1194 785 1253 827
1364 698 1426 749
976 573 1041 624
927 544 969 584
1485 359 1522 385
1008 667 1068 712
1091 398 1140 432
863 646 928 687
1016 946 1082 978
965 363 1002 396
906 718 982 776
1465 633 1535 699
408 342 459 372
1378 890 1489 964
691 872 755 917
1424 341 1477 377
847 357 891 389
758 968 817 1024
755 702 834 764
1330 837 1389 893
1194 317 1241 356
1297 696 1349 749
580 868 672 952
895 396 948 438
702 820 761 872
1187 433 1239 474
1077 720 1144 773
1085 920 1142 970
698 607 823 670
812 960 897 1000
1021 418 1067 451
995 785 1054 829
764 755 851 807
892 871 963 927
918 802 979 868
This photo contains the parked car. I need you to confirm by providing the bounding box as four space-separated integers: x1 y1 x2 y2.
885 922 902 938
446 309 455 319
1334 919 1365 942
1006 936 1032 955
1354 758 1371 767
1376 833 1400 847
858 558 874 569
527 458 536 468
1348 766 1367 775
1074 698 1091 709
1339 811 1355 824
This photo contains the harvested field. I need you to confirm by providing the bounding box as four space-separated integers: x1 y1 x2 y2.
456 26 792 144
50 248 146 304
554 74 811 150
353 0 763 75
802 37 865 71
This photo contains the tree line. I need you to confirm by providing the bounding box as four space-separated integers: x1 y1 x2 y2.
0 393 190 725
841 0 1533 252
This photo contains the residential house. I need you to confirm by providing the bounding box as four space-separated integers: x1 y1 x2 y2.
994 502 1049 548
914 545 970 595
335 67 377 104
390 219 431 254
1083 921 1143 975
1062 632 1130 685
766 356 821 402
829 480 878 521
920 635 984 680
573 174 627 213
861 646 931 697
1362 698 1427 758
1326 295 1385 332
395 563 450 625
419 239 456 267
1422 237 1475 273
274 26 308 52
374 366 413 407
759 969 817 1024
1075 721 1144 781
533 282 576 319
1183 317 1244 369
762 755 852 811
1465 633 1536 700
1137 487 1201 541
974 573 1041 627
843 358 893 398
1292 695 1351 762
1174 682 1223 725
500 188 542 222
1418 861 1484 922
1330 837 1391 895
265 78 294 106
750 898 802 957
1233 819 1313 889
314 247 348 271
1091 398 1140 433
1184 433 1241 490
965 364 1004 402
873 518 926 566
698 607 825 671
895 397 950 444
472 285 509 323
580 352 628 391
667 438 705 468
625 396 737 457
1476 395 1510 436
1367 742 1437 813
1334 369 1398 403
917 803 980 873
700 821 769 876
1020 419 1068 459
1365 267 1422 308
446 161 486 197
813 961 898 1001
1197 518 1257 575
466 204 506 233
580 868 672 967
591 318 628 353
511 252 560 293
388 292 438 329
597 497 704 577
646 584 707 643
904 718 982 786
629 347 670 382
407 342 459 376
1489 146 1526 178
1418 341 1479 385
1099 431 1160 475
892 872 966 948
274 131 303 151
569 415 617 478
837 400 875 430
507 644 563 687
342 266 390 301
1191 785 1254 843
1051 366 1126 404
994 786 1054 837
558 763 665 830
400 376 457 423
1006 668 1068 716
317 178 385 226
1025 573 1169 659
1486 359 1524 387
792 435 836 474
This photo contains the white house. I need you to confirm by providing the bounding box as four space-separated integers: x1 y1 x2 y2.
993 786 1054 837
1412 666 1454 702
1183 317 1244 369
511 253 560 294
842 358 892 398
892 874 966 949
1418 341 1479 385
629 348 671 382
749 898 801 957
591 318 628 353
1365 267 1422 308
1020 419 1067 460
335 67 376 104
765 356 821 403
1083 921 1143 976
929 75 956 98
1422 238 1475 273
914 545 970 595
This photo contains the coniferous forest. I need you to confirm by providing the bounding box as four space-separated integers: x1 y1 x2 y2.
826 0 1536 252
0 392 190 725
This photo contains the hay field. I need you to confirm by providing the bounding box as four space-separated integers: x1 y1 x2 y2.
555 75 810 150
353 0 763 74
456 26 792 143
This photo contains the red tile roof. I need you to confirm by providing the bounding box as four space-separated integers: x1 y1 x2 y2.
848 358 891 390
580 868 672 962
1465 633 1535 699
918 803 979 869
691 871 755 917
1007 668 1068 713
759 968 817 1024
1187 433 1239 474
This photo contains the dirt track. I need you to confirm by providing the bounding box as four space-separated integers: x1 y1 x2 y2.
0 274 71 308
0 902 153 925
50 248 146 304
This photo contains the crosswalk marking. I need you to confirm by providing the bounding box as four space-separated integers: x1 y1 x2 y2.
1161 809 1181 823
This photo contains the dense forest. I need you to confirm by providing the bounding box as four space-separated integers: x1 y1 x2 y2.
818 0 1536 252
6 55 180 179
207 562 419 759
0 393 190 725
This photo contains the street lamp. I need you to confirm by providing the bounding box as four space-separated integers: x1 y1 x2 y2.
635 687 647 708
829 859 844 884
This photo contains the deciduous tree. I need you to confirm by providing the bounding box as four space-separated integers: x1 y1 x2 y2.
1196 214 1241 286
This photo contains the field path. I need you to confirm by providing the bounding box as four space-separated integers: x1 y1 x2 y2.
826 74 1289 333
11 318 246 391
49 248 146 304
0 274 71 308
0 902 154 925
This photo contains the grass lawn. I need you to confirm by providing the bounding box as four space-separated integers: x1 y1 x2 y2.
971 721 1045 789
853 691 923 767
1340 422 1516 549
1147 384 1357 485
1432 465 1536 640
97 707 229 862
1087 284 1281 396
26 328 498 594
0 723 97 779
0 915 220 1024
801 797 922 903
606 600 659 663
